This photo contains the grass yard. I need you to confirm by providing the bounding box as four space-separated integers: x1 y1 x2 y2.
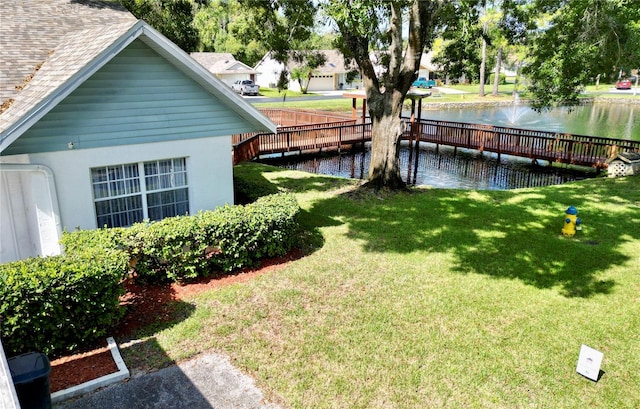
258 87 310 98
253 93 519 112
254 83 640 113
443 82 523 96
121 163 640 408
254 97 355 111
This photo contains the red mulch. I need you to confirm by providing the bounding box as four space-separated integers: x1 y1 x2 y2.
49 250 302 392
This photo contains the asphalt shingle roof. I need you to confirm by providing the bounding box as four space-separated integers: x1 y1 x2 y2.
0 1 136 137
190 52 258 75
0 22 138 135
0 0 136 103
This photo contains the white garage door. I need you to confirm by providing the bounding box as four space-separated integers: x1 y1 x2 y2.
307 75 335 92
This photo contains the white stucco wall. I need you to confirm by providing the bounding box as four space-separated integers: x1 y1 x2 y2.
1 136 233 262
255 58 286 89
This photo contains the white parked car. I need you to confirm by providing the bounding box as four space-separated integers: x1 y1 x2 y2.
231 80 259 96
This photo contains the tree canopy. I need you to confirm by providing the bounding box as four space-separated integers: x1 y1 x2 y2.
524 0 640 109
122 0 199 51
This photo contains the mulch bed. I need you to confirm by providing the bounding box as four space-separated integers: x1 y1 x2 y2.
49 250 302 393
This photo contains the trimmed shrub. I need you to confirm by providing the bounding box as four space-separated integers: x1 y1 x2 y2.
198 193 299 273
59 226 128 254
489 72 507 85
60 193 300 281
125 215 207 282
127 193 300 282
0 247 128 356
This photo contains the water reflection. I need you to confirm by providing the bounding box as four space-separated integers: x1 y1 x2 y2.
416 104 640 140
261 142 597 190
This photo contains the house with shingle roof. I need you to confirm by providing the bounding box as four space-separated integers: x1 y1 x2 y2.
254 50 361 92
418 51 441 83
190 52 258 88
0 0 276 263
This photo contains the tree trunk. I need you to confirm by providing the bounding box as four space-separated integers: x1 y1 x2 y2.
479 11 488 97
513 61 521 97
492 47 502 96
330 0 442 190
365 93 406 190
479 34 487 97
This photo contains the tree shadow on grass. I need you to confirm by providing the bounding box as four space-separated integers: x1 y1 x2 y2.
237 161 360 196
284 171 640 298
234 162 347 256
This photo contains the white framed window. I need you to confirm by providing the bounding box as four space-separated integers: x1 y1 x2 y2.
92 158 189 228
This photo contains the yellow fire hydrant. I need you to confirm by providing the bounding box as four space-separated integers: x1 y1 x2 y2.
561 206 582 237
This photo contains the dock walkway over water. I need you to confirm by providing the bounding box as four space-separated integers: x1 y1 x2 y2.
233 110 640 169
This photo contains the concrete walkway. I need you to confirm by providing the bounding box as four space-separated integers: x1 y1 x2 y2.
55 353 282 409
432 86 468 94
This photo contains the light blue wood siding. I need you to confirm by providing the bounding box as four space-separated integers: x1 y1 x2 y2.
5 40 258 155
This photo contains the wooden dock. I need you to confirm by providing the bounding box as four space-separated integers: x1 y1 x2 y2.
233 117 640 168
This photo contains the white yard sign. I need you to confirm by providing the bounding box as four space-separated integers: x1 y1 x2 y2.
576 344 603 382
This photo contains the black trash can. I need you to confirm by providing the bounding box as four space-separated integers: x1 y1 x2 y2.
7 352 52 409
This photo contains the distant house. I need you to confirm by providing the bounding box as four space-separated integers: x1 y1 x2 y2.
0 1 276 263
190 52 259 88
255 50 360 92
418 51 441 82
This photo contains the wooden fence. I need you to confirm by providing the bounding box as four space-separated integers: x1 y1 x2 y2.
232 109 356 146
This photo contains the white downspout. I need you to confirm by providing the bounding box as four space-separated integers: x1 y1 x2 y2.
0 163 63 259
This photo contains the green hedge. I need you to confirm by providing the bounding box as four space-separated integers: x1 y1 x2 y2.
59 226 129 255
489 72 507 85
61 193 301 282
0 248 128 356
126 193 300 281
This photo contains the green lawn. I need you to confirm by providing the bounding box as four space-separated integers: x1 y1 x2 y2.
253 90 520 112
121 163 640 408
254 97 355 111
443 82 522 96
258 87 310 98
253 84 639 113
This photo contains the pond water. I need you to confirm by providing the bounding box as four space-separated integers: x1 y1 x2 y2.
415 103 640 140
261 142 597 190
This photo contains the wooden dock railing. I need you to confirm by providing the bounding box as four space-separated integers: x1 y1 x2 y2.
413 119 640 168
259 108 354 127
233 118 640 168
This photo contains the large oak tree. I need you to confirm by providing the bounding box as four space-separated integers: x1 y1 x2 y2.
325 1 444 189
239 0 445 189
133 0 639 190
